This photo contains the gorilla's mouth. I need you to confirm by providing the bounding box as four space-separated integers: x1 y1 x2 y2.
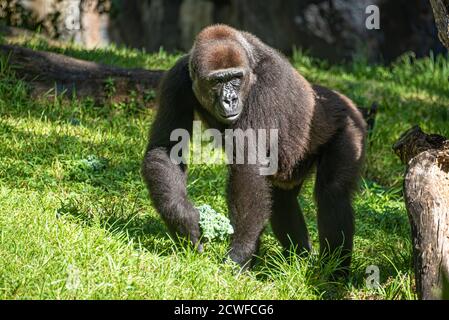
219 112 240 122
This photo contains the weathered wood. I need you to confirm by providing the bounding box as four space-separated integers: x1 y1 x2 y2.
430 0 449 49
393 126 449 299
0 43 165 106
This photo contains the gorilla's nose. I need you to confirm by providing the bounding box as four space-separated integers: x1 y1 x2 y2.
222 96 238 111
219 96 240 120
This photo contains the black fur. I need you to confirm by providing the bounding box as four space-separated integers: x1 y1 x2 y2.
142 25 366 272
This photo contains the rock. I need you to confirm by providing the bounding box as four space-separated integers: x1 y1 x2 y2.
107 0 446 62
2 0 446 62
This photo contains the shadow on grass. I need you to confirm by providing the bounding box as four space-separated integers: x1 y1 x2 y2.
0 116 178 256
55 192 176 256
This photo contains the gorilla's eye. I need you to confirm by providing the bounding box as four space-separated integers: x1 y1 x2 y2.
207 78 221 90
209 78 219 86
230 78 241 87
211 82 222 91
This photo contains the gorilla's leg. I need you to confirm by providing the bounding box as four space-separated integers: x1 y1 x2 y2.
315 125 364 273
270 186 311 254
227 165 272 268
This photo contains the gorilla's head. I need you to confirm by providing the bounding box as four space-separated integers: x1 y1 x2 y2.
189 26 255 124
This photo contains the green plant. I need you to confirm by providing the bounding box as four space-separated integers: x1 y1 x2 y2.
197 204 233 241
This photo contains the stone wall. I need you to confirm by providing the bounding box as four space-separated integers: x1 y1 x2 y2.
1 0 446 62
107 0 446 62
0 0 110 48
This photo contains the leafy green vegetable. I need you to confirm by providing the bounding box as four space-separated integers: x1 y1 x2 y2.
67 155 109 181
197 204 234 241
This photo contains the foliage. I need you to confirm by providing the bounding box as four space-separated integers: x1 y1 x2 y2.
197 204 233 242
66 155 109 181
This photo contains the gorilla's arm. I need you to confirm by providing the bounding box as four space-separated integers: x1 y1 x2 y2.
142 56 202 247
227 164 272 267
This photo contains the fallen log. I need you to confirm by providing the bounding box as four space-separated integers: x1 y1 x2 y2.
393 125 449 299
0 41 379 122
0 43 165 106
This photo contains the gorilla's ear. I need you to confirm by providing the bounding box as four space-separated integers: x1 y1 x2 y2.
207 68 245 82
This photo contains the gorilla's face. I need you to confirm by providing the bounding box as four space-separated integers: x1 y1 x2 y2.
193 68 249 124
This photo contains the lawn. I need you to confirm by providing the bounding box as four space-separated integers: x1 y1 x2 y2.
0 32 448 299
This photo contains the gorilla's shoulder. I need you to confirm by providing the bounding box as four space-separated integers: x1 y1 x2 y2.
164 55 192 84
160 55 195 94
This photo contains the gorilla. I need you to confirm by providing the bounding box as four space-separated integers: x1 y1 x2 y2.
142 25 366 272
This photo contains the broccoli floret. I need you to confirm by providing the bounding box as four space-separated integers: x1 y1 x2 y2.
81 155 108 172
66 155 109 181
197 204 234 241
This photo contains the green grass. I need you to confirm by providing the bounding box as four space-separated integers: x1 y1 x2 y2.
0 32 448 300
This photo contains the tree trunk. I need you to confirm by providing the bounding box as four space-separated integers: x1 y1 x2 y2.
0 43 165 106
393 126 449 299
430 0 449 49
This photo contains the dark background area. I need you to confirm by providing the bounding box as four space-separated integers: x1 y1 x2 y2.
1 0 446 63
